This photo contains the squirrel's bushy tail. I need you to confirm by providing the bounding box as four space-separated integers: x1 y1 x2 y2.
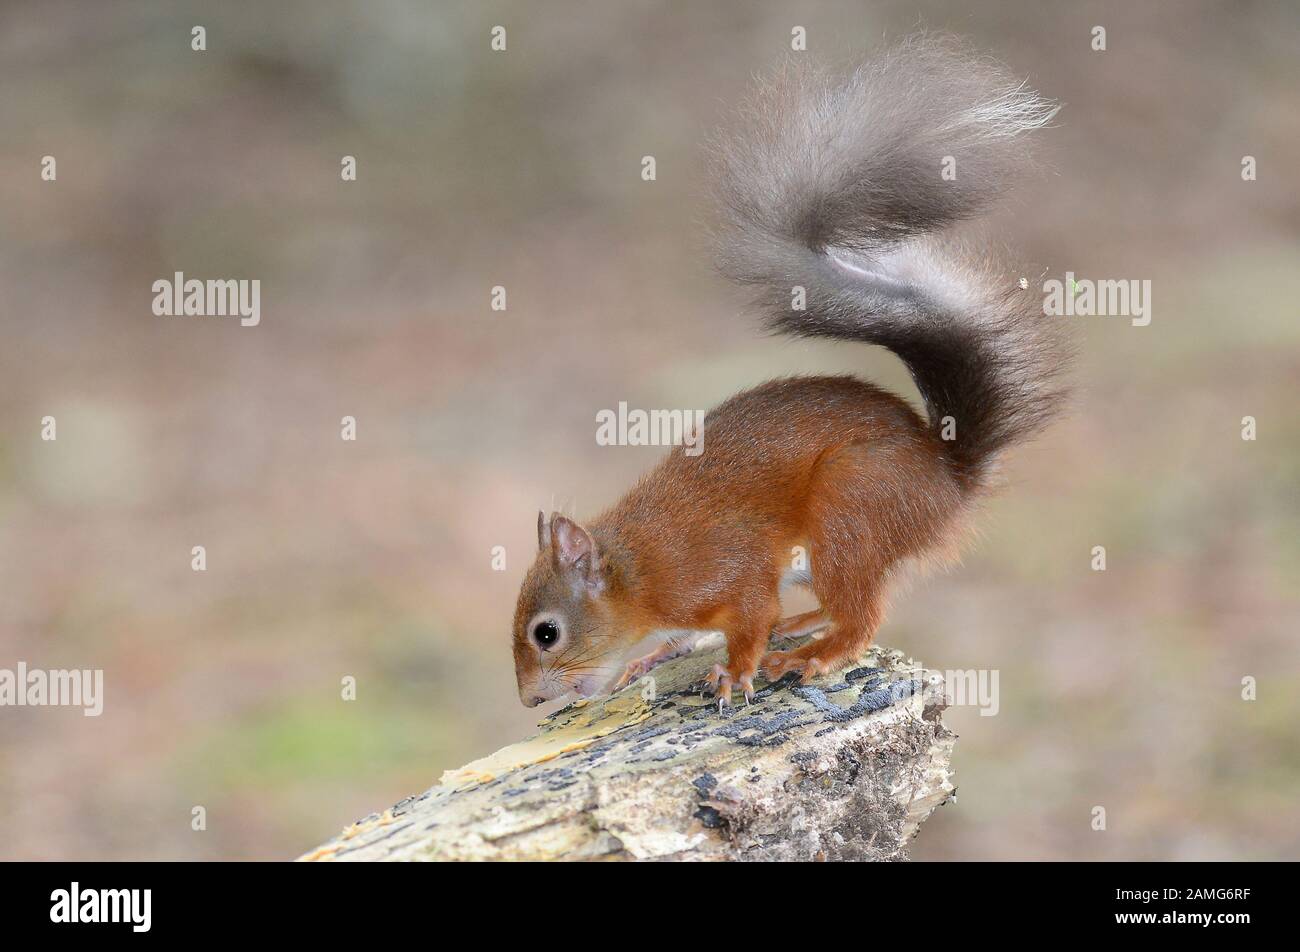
711 34 1070 490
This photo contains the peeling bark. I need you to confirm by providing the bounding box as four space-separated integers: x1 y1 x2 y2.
299 636 955 862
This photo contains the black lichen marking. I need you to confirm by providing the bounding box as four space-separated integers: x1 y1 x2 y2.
585 737 623 758
534 766 575 786
855 688 893 712
651 749 678 761
845 666 882 682
694 805 725 829
391 796 417 817
632 724 673 743
891 679 918 701
692 772 719 795
792 686 839 717
751 672 802 701
713 708 814 747
678 731 712 750
793 679 920 723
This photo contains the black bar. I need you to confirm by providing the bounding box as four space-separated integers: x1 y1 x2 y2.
0 861 1283 939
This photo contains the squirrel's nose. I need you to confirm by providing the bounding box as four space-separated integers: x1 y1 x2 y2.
521 691 547 708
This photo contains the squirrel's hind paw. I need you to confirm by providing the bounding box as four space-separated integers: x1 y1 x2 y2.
762 647 834 682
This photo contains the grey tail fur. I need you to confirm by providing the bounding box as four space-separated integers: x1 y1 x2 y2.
711 34 1071 491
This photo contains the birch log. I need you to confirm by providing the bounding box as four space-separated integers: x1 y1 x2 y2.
298 635 955 862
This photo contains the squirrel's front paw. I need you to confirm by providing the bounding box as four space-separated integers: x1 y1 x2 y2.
704 664 755 709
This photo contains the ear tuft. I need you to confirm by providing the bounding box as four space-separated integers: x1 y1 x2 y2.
537 511 552 551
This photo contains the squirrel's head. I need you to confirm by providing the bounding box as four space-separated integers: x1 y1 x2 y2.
511 512 621 707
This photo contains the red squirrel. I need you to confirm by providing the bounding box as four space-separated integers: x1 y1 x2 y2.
511 36 1070 708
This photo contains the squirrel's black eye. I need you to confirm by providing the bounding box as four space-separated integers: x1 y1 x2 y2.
532 621 560 649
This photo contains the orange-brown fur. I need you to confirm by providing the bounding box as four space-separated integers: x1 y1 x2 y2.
513 377 966 705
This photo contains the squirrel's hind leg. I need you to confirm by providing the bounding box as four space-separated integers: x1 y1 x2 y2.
771 608 831 642
763 438 958 681
762 590 884 681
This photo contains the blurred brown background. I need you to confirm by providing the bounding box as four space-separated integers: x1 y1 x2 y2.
1 0 1297 861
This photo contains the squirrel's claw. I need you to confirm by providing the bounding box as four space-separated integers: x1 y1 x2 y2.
705 664 734 710
738 673 755 706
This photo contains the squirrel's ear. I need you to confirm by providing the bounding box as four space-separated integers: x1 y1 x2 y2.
537 511 552 551
550 515 601 590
